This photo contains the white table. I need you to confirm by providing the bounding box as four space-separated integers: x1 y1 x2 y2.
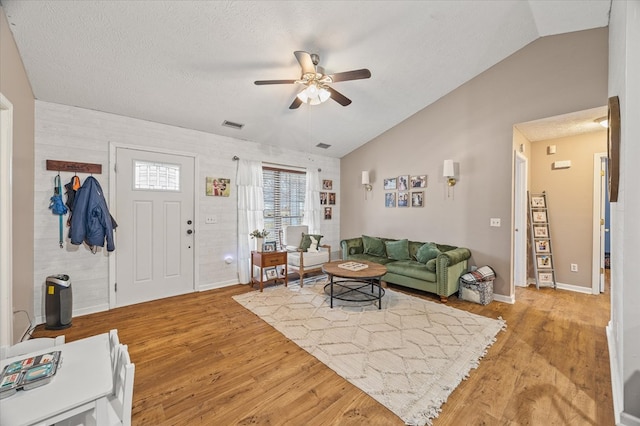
0 333 113 426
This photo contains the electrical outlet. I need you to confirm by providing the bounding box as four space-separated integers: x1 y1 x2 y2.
205 215 217 224
571 263 578 272
490 218 501 227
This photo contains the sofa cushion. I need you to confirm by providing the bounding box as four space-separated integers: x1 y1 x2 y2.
386 260 437 282
348 253 396 265
362 235 386 257
300 233 323 251
385 239 410 260
425 258 437 272
288 250 329 267
415 242 441 264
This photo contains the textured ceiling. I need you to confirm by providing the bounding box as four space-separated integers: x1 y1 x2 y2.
2 0 610 158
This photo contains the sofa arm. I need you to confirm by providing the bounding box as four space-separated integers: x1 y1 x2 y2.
439 247 471 265
436 248 471 300
340 238 364 259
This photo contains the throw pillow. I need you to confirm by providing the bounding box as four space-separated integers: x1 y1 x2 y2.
385 239 410 260
415 242 441 264
300 233 323 251
362 235 386 257
425 258 437 272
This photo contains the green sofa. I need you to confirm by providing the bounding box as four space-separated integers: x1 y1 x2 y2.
340 235 471 302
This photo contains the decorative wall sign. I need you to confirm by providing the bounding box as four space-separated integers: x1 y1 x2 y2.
608 95 621 202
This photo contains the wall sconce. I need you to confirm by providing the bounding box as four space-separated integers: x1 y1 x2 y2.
361 171 372 191
443 160 456 186
362 171 372 199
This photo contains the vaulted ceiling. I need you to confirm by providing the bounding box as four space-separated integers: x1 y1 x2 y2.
2 0 610 157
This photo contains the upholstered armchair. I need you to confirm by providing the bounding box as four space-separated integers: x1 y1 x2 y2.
279 225 331 285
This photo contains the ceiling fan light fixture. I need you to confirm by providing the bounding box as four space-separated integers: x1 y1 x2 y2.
296 83 330 105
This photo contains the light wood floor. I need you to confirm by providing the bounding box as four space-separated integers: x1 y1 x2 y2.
33 274 614 425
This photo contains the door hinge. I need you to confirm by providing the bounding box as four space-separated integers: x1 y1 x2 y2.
601 267 604 274
601 170 605 176
115 282 117 292
601 218 605 225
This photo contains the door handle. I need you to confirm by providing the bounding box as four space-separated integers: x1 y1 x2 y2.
187 229 193 235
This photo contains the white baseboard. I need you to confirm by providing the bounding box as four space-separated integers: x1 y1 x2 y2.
198 279 242 292
36 303 110 327
493 293 515 304
621 412 640 426
555 282 593 294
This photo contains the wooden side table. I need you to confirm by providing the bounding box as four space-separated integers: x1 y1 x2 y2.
251 250 288 292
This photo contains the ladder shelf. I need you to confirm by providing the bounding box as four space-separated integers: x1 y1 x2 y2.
529 191 557 289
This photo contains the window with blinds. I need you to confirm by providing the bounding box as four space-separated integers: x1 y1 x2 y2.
262 167 306 248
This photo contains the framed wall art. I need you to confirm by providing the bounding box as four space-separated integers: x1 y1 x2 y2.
532 211 547 223
397 191 409 207
384 177 397 190
538 272 553 283
531 196 545 208
328 193 336 205
410 175 427 189
322 179 333 190
206 177 231 197
411 191 424 207
385 192 396 207
533 226 548 238
320 192 328 205
397 175 409 191
535 240 550 253
537 255 551 269
324 207 332 220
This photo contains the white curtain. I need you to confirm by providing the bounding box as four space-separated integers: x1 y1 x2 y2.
303 167 322 234
236 160 264 284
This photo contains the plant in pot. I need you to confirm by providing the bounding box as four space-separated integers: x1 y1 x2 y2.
250 229 269 252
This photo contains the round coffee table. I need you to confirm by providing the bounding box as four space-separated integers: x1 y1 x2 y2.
322 260 387 309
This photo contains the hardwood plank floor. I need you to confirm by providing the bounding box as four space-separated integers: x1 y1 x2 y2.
32 276 614 425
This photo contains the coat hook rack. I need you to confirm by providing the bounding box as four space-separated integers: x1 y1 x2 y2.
46 160 102 174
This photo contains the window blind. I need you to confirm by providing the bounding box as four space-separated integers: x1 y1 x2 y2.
262 167 306 248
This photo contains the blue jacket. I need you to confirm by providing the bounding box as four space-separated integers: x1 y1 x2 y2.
70 176 116 252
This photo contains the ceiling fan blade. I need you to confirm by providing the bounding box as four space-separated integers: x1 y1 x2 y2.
254 79 297 85
329 69 372 83
294 51 316 74
327 87 352 107
289 97 303 109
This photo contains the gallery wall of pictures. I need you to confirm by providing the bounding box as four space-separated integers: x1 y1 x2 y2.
383 175 427 208
321 179 335 220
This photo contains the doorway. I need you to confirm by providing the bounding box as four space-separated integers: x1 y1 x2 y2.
513 151 528 290
114 147 195 307
0 93 13 346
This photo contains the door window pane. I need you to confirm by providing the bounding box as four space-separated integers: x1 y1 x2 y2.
134 160 180 191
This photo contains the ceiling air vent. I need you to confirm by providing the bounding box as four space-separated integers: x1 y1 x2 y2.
222 120 244 130
316 143 331 149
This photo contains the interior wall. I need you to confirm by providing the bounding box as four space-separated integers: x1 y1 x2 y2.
529 131 606 289
609 0 640 422
33 101 340 320
0 6 35 343
340 28 608 298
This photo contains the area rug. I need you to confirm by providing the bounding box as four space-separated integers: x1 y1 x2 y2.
233 279 505 425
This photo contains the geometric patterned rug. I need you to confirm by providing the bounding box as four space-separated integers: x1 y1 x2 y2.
233 279 506 425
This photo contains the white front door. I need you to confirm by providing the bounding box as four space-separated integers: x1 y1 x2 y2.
115 148 195 307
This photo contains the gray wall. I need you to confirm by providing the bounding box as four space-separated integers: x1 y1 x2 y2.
0 6 35 343
340 28 608 299
609 1 640 423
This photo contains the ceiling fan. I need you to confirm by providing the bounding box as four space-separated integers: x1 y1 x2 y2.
254 51 371 109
